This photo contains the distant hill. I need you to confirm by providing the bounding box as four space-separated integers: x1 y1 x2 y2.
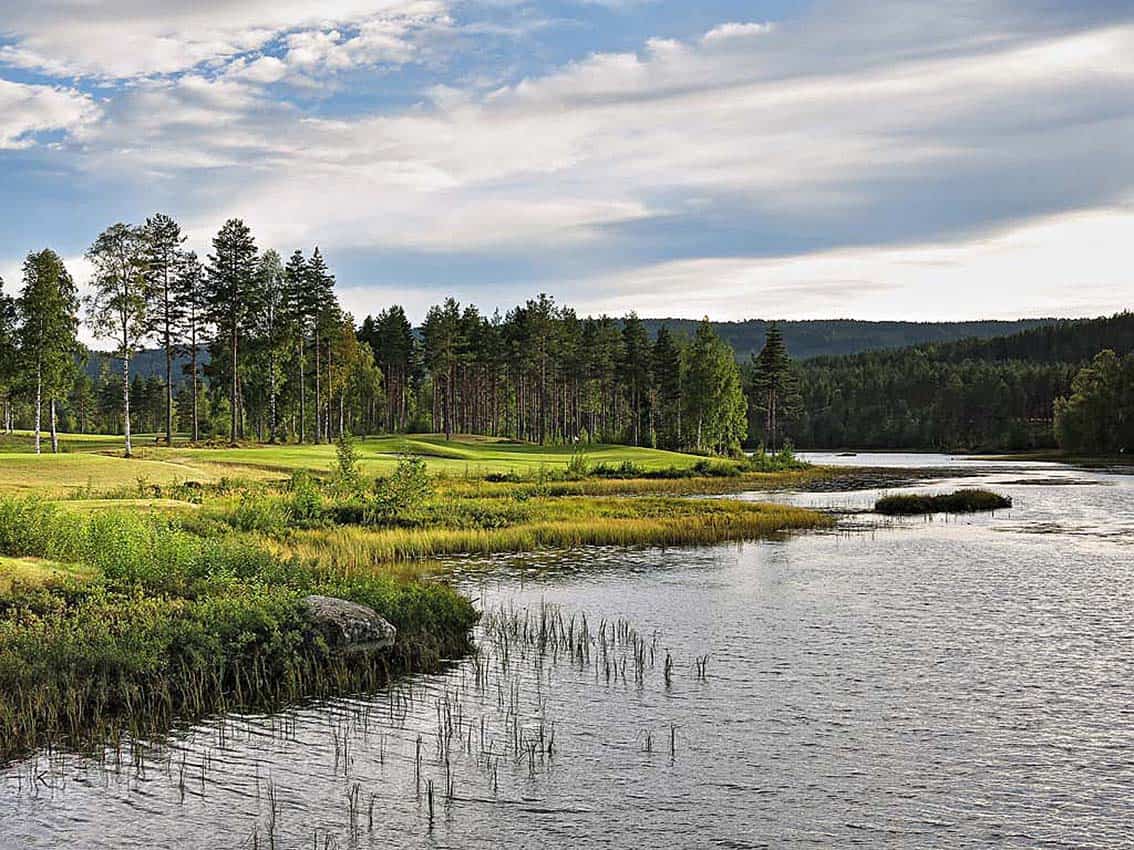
639 318 1059 362
84 317 1067 382
83 348 206 383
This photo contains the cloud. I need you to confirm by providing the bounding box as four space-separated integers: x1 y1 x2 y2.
0 0 449 79
100 8 1131 257
0 79 98 149
570 206 1134 321
4 0 1134 323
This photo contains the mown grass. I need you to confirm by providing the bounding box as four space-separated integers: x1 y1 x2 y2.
0 431 764 495
875 489 1012 515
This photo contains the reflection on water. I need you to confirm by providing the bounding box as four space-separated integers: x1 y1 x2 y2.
3 459 1133 848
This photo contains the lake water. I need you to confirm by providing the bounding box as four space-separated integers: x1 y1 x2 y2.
3 455 1133 848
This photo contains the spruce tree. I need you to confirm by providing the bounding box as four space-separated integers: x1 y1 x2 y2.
206 219 258 445
84 226 148 456
749 322 801 450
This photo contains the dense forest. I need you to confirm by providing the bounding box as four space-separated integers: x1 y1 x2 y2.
787 313 1134 451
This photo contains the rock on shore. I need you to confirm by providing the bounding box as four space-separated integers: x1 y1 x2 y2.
303 595 397 652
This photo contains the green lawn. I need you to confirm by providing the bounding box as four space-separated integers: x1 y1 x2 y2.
0 432 712 495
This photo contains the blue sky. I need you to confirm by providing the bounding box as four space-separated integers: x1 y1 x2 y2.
2 0 1133 339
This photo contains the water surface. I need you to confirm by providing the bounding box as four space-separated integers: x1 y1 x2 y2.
3 458 1132 848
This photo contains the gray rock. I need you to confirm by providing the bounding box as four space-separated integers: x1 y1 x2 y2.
303 595 396 653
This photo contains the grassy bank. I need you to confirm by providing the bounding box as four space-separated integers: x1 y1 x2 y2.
0 498 477 762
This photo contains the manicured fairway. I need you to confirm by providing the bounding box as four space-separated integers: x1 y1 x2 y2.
0 432 713 494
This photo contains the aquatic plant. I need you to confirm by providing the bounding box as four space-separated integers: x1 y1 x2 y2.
874 489 1012 515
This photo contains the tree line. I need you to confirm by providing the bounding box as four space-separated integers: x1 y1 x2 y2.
780 313 1134 451
0 218 775 456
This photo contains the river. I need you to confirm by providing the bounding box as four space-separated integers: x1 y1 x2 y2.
3 455 1132 848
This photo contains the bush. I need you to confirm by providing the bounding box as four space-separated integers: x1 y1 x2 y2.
364 456 433 525
331 432 363 496
288 471 328 528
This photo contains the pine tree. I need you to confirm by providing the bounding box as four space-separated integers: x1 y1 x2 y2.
651 325 683 449
749 322 800 450
253 250 289 442
306 248 338 442
283 249 310 441
17 250 80 454
205 219 258 444
175 252 208 442
84 226 148 456
143 213 187 446
620 312 651 446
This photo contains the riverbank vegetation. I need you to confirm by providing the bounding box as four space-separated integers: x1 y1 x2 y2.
0 438 830 760
874 489 1012 516
1054 349 1134 455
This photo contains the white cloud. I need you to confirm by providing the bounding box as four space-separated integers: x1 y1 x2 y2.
4 1 1134 322
0 79 98 149
572 207 1134 321
0 0 449 78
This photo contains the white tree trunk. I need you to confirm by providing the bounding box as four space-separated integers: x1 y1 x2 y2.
50 398 58 453
34 361 42 455
123 356 133 457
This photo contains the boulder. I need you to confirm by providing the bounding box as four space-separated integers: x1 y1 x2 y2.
302 595 396 653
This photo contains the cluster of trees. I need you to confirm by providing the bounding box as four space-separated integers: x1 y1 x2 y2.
1054 350 1134 454
361 299 749 453
0 217 382 454
786 313 1134 451
0 224 758 455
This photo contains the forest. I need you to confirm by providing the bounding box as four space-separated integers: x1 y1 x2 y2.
788 313 1134 451
0 217 750 456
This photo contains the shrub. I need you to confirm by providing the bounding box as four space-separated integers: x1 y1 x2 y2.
288 471 328 528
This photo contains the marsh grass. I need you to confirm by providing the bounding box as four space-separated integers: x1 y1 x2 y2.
276 497 830 569
875 489 1012 515
0 497 477 763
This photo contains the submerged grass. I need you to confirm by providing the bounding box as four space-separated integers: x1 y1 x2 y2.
875 489 1012 515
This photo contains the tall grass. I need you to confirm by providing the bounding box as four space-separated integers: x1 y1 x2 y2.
278 498 830 569
0 497 477 762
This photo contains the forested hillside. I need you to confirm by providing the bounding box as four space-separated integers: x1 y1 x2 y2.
640 318 1056 361
791 313 1134 451
91 316 1061 382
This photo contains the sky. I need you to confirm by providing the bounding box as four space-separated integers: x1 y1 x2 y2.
1 0 1133 341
